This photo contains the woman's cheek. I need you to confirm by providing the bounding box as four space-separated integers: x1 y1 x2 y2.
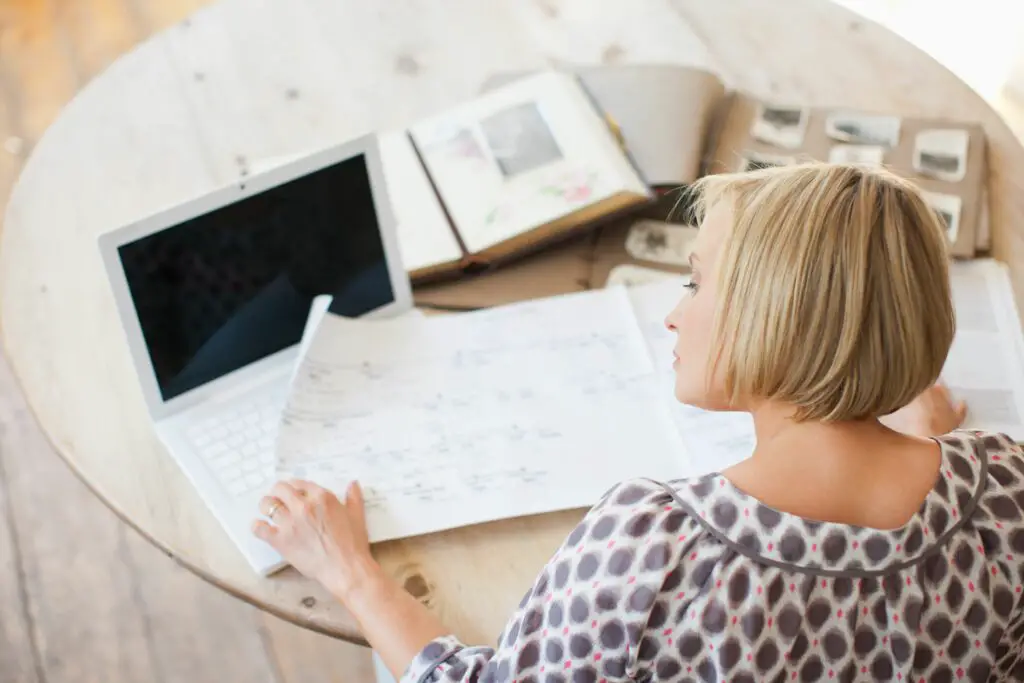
671 301 715 404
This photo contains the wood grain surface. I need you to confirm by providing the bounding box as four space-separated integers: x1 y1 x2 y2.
0 0 374 679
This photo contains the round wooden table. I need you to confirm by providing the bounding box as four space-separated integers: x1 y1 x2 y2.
4 0 1024 647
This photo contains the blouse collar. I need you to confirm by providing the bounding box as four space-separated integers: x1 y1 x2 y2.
667 431 988 577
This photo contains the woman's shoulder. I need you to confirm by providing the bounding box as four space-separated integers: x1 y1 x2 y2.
574 476 706 542
939 428 1024 523
937 428 1024 497
581 474 727 540
538 477 715 589
941 428 1021 460
575 473 749 547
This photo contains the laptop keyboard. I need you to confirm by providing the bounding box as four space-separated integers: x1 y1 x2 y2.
185 394 281 498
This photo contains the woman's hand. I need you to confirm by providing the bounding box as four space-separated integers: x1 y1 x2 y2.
880 381 968 437
253 479 379 600
256 482 454 680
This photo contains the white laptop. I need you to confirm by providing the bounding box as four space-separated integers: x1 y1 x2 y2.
98 134 414 575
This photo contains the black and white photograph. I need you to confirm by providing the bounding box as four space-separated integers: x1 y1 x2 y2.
478 101 564 178
624 220 699 266
827 144 885 167
922 190 963 243
913 128 969 182
605 264 681 288
750 104 809 149
738 151 795 172
825 112 901 148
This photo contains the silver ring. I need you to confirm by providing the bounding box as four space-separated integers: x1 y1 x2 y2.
267 501 282 520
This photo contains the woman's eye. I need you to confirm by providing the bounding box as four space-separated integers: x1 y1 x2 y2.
683 281 699 295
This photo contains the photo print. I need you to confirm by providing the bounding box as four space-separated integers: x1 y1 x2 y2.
750 104 809 149
913 129 969 182
739 151 796 172
479 101 563 178
605 264 683 288
825 111 901 148
624 220 699 267
921 190 963 243
828 144 885 167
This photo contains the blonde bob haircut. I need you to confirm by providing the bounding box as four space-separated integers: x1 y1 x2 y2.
687 162 955 422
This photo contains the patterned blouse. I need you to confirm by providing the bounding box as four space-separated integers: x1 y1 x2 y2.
399 430 1024 682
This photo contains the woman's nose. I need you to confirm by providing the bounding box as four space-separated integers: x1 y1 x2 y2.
664 315 676 332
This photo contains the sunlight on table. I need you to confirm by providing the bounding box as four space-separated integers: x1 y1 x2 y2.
834 0 1024 101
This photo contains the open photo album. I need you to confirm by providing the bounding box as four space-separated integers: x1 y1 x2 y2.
711 96 988 258
380 70 654 283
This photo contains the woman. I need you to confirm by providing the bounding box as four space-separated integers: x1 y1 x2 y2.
253 163 1024 681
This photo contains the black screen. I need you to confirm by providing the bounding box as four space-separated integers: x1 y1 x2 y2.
118 153 394 401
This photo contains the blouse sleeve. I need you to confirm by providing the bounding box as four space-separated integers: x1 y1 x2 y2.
399 479 692 683
399 635 494 683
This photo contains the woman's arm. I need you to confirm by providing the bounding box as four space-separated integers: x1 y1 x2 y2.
327 554 452 679
879 381 967 437
253 480 455 680
253 478 682 682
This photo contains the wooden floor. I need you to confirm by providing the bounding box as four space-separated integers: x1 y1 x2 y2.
0 1 374 681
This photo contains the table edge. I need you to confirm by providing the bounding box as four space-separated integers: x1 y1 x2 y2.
0 328 367 645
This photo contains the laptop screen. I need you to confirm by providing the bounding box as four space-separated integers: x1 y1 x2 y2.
118 153 395 402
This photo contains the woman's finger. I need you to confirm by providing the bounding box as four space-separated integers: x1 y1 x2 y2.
346 481 367 526
271 481 305 511
289 479 322 497
252 519 278 545
259 495 286 520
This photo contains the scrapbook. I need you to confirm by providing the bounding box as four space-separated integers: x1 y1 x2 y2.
709 95 987 258
380 70 654 284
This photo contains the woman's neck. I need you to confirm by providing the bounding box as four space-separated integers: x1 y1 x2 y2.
720 402 942 529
